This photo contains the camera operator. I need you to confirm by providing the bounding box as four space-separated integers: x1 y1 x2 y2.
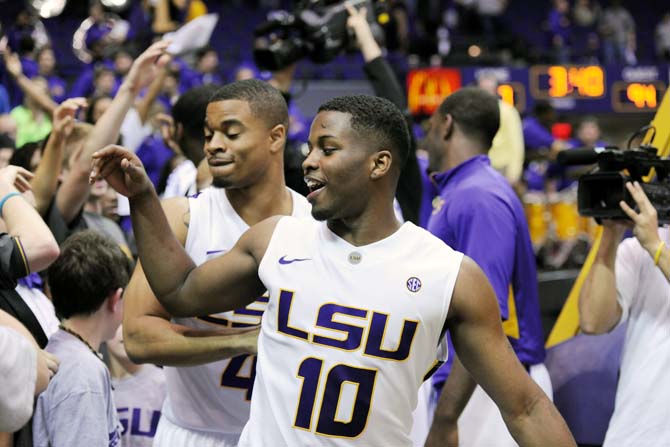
579 180 670 444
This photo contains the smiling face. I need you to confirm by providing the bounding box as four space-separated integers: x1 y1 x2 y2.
303 111 375 221
203 99 274 189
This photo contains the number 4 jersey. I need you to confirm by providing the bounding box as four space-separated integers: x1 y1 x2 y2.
162 187 311 437
240 217 463 446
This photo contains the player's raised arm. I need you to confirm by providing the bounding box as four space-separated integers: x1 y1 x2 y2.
444 257 575 446
90 145 269 317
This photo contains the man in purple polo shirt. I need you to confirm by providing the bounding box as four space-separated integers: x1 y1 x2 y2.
421 87 549 447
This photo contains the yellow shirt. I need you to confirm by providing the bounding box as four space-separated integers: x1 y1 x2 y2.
488 100 524 184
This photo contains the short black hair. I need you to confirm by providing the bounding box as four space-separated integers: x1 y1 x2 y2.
9 141 43 171
173 84 220 140
49 230 132 319
437 87 500 149
209 79 289 129
317 95 410 168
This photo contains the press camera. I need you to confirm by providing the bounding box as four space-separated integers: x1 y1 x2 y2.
558 128 670 223
252 0 386 71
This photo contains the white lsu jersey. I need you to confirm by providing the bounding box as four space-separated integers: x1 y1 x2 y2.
239 217 463 447
161 187 311 436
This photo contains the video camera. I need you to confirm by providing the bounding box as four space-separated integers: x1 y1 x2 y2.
557 126 670 223
252 0 386 71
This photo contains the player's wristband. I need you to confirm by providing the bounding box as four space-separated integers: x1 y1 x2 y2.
653 240 665 266
0 192 21 218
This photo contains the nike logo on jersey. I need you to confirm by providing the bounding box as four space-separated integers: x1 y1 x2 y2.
278 255 311 265
206 249 226 255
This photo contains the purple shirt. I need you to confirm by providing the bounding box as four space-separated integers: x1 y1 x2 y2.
427 155 545 387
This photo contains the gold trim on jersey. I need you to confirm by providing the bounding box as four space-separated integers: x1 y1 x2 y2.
277 288 310 341
362 311 420 363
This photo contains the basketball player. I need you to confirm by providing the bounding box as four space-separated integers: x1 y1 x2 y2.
92 95 575 446
121 79 311 447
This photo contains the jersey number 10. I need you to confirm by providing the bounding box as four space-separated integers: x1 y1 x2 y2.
293 357 377 438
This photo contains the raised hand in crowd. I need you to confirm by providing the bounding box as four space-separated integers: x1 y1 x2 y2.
123 39 172 96
0 165 33 194
346 2 382 62
30 98 88 215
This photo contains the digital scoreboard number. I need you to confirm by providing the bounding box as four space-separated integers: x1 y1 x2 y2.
530 65 606 99
611 81 666 112
497 82 526 113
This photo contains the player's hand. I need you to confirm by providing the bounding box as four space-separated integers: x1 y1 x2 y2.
0 165 34 193
123 39 172 96
619 181 662 255
90 145 153 199
52 98 87 139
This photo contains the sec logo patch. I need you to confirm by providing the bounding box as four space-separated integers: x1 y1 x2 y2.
406 277 422 293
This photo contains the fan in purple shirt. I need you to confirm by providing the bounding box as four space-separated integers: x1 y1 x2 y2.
421 87 547 446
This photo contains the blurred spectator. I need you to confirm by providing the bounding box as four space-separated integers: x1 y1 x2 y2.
105 326 167 447
84 179 129 250
477 74 524 186
4 51 55 147
655 12 670 62
152 0 190 34
382 0 411 53
599 0 635 65
548 0 572 63
0 134 14 169
573 0 601 28
159 84 219 198
93 66 119 97
33 230 130 447
522 100 568 191
36 47 67 104
86 95 114 125
550 116 606 191
7 9 50 56
0 310 59 433
179 46 223 92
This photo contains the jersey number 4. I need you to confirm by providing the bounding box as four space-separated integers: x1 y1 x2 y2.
293 357 377 438
220 355 256 401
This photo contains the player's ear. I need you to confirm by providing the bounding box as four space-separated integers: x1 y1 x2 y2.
370 150 393 180
107 287 124 314
443 114 454 141
268 124 287 154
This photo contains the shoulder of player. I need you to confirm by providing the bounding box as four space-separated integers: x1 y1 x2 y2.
239 215 305 260
448 256 498 321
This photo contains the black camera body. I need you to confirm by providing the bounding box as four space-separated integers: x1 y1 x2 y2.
558 145 670 224
253 0 384 71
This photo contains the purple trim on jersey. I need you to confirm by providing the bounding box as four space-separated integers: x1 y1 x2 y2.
427 155 545 380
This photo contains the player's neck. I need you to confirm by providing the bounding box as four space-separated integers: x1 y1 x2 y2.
226 168 293 226
107 351 143 379
328 202 402 247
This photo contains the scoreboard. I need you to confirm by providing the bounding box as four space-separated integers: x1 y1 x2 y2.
407 65 669 115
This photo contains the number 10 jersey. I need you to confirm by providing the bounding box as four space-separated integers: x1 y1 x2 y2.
240 217 463 446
